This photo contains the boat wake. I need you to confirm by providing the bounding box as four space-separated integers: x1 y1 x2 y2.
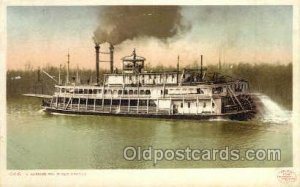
253 94 291 124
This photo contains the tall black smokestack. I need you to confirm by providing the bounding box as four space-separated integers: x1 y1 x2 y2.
109 43 114 73
95 43 100 85
200 55 203 80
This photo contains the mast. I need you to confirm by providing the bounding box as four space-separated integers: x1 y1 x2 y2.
58 64 62 85
177 55 180 85
219 50 221 72
66 50 70 84
76 64 80 84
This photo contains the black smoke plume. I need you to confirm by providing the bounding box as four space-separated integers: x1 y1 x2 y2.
93 6 189 45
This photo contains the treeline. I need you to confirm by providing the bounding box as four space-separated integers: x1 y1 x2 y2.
7 63 292 110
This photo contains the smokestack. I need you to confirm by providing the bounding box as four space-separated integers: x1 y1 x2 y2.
200 55 203 80
109 43 114 73
95 43 100 85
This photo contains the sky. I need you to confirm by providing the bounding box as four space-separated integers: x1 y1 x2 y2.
7 6 292 70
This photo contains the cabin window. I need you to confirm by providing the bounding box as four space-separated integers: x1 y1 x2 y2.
89 89 93 94
160 90 163 95
164 89 168 95
145 90 151 95
79 89 83 94
72 98 79 104
93 89 97 94
129 90 133 95
84 89 88 94
80 98 86 104
203 102 206 108
61 88 65 93
118 90 122 95
124 90 128 95
98 89 102 94
140 90 145 95
213 87 223 94
104 89 107 94
212 102 215 108
96 99 102 105
188 102 190 108
181 103 183 108
134 90 138 95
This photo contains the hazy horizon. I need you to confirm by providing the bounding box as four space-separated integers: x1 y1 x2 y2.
7 6 292 70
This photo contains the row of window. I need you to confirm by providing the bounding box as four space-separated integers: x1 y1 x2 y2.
127 74 176 81
180 102 213 108
59 85 244 96
58 87 207 95
58 88 152 95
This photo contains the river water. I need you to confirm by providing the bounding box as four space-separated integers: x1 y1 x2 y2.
7 96 292 169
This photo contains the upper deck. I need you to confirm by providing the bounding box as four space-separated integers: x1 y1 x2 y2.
53 48 250 99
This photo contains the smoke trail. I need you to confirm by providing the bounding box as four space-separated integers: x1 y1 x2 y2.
93 6 190 45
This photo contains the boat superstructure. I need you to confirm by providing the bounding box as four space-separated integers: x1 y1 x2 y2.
42 43 255 120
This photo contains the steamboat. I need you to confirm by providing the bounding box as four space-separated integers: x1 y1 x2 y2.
39 42 256 120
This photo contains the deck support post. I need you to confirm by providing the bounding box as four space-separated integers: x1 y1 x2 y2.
86 97 88 111
70 97 73 110
102 86 105 111
169 97 171 115
147 97 149 114
182 96 185 114
50 97 53 108
78 97 80 111
63 93 66 109
196 96 199 115
137 97 139 114
118 97 121 113
93 98 96 111
56 96 58 108
210 98 213 113
156 98 159 114
128 98 130 113
110 95 112 113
